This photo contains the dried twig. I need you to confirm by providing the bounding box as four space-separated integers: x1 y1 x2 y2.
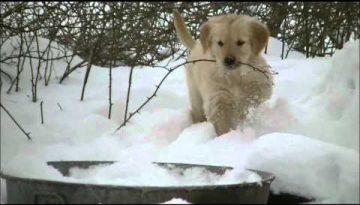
80 48 94 101
40 101 44 124
123 66 134 125
28 37 36 102
57 102 63 111
33 32 43 102
15 31 24 91
79 4 108 101
0 103 31 140
237 61 277 79
108 61 113 119
59 59 86 84
0 70 13 82
45 51 54 85
1 54 75 63
6 35 36 94
114 58 277 132
44 41 53 86
113 59 208 131
108 11 115 119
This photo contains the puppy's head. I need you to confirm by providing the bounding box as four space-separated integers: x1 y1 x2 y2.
200 14 269 71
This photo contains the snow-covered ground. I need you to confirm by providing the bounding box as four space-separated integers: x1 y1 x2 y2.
0 36 359 204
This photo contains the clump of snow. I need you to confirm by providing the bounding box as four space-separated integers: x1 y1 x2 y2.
66 162 261 186
161 198 190 204
217 166 262 185
1 36 359 204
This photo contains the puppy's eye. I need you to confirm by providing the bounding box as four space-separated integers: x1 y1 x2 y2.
218 41 224 47
237 40 245 46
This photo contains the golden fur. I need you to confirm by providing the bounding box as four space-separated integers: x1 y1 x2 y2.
173 10 273 136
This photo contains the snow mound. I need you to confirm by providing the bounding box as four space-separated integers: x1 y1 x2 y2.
246 133 359 203
288 39 359 150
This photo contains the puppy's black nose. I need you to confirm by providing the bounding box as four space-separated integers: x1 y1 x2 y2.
224 56 236 67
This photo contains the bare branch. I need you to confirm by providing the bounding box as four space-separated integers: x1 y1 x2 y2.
57 102 63 111
40 101 44 124
123 66 134 125
0 103 32 140
0 69 13 82
59 59 86 84
80 48 94 101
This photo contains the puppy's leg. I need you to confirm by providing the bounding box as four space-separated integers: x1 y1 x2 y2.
203 90 234 136
189 87 206 123
185 70 206 123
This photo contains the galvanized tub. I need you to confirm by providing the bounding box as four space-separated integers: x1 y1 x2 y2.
1 161 275 204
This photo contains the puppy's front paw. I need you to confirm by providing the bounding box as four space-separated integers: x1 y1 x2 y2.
214 121 231 136
204 94 234 136
211 111 232 136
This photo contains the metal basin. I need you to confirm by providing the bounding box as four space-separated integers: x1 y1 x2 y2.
1 161 275 204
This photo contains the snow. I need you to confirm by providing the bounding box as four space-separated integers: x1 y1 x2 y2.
161 198 190 204
65 161 261 186
0 35 359 204
265 37 306 59
246 133 359 203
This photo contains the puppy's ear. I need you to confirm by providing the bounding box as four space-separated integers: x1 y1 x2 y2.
249 20 270 55
200 22 211 53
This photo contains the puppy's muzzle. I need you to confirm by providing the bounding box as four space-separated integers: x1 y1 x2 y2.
223 56 237 70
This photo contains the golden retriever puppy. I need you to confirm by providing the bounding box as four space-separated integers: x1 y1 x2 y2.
173 10 273 136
